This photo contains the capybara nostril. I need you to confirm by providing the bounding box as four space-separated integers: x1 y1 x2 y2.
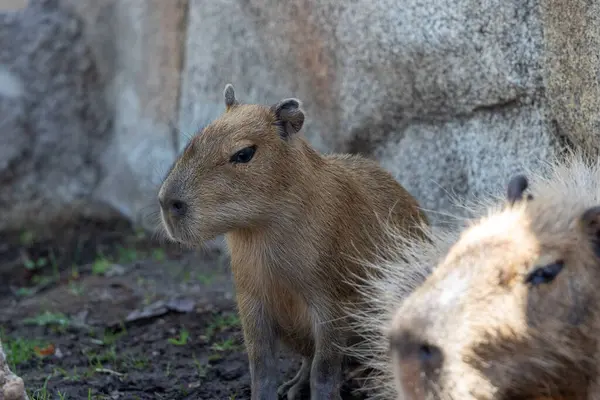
393 330 444 376
159 195 187 218
168 199 186 217
391 330 443 400
417 343 443 372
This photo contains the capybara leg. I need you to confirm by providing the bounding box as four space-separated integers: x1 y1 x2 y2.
238 294 279 400
309 323 344 400
277 356 312 399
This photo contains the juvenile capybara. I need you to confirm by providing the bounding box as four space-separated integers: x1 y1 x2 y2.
157 84 429 399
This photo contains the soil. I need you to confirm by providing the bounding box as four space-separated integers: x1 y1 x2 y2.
0 218 369 400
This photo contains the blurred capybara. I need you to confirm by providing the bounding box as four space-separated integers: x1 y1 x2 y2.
387 151 600 400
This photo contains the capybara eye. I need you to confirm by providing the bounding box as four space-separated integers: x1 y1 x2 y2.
525 261 565 286
230 145 257 164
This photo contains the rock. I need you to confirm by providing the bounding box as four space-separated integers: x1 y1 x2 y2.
57 0 188 229
539 0 600 153
0 0 113 233
0 1 26 11
180 0 559 224
104 263 126 277
0 0 597 234
0 0 187 236
0 340 29 400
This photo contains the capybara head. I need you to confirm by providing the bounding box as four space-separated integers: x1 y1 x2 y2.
389 169 600 400
158 84 306 245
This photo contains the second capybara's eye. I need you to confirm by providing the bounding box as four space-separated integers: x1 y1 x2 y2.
230 145 257 164
525 260 565 286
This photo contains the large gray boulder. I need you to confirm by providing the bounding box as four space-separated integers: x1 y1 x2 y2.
180 0 559 223
57 0 187 228
0 0 596 234
0 0 112 233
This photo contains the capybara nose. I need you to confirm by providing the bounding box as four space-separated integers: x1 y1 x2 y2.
390 329 443 400
159 196 187 218
392 330 444 376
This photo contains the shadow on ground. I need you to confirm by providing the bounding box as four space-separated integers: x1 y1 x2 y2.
0 218 367 400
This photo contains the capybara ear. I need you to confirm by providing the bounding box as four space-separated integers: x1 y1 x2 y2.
223 83 239 111
271 98 305 139
507 174 533 205
579 206 600 257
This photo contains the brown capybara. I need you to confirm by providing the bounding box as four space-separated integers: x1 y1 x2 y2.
385 151 600 400
157 84 429 400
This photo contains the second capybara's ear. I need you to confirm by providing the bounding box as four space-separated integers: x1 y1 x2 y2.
507 174 533 205
271 98 305 139
579 206 600 257
223 83 239 111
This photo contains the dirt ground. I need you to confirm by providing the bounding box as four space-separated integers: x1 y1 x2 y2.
0 218 368 400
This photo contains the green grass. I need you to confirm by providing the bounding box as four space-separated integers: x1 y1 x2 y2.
204 312 240 340
168 327 190 346
116 245 138 264
20 230 36 246
211 337 239 351
151 248 166 261
91 257 112 275
192 353 208 379
14 287 36 297
68 281 85 296
99 327 127 346
23 311 71 328
92 245 170 275
53 366 83 382
196 273 214 285
28 374 52 400
127 354 149 370
1 333 50 373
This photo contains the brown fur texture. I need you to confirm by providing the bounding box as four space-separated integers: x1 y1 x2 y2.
157 84 429 399
357 149 600 400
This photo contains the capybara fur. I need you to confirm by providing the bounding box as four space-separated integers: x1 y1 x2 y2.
158 84 429 399
381 150 600 400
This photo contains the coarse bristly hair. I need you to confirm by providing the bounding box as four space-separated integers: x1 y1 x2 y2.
343 217 460 400
346 148 600 400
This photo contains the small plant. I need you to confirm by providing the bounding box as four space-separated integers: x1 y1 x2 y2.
2 334 50 372
92 257 111 275
192 354 207 378
70 264 80 280
14 287 36 297
204 312 240 339
53 366 82 382
168 327 190 346
134 228 147 240
24 311 71 328
68 282 84 296
211 337 238 351
19 230 35 246
152 248 166 261
28 374 52 400
196 273 214 285
128 354 149 370
116 245 138 263
99 327 126 346
24 256 47 271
